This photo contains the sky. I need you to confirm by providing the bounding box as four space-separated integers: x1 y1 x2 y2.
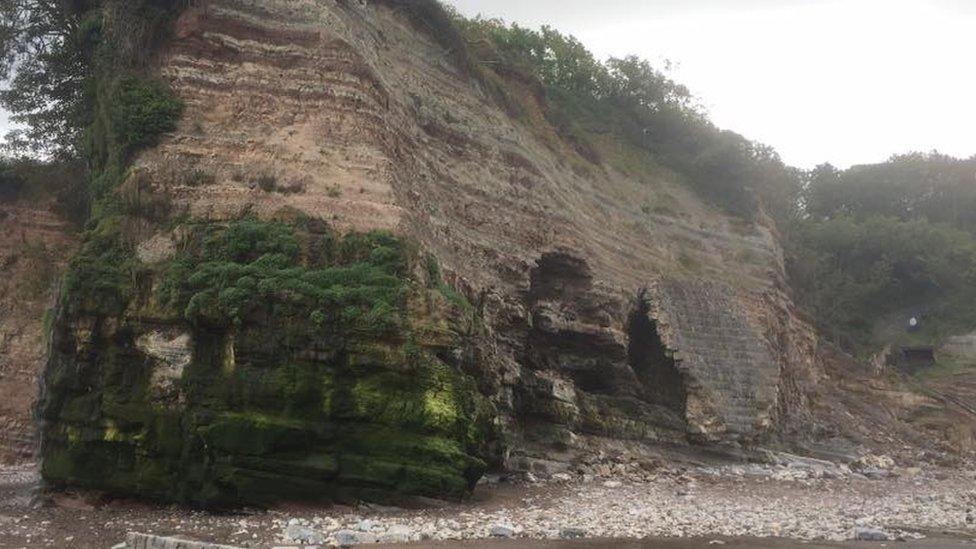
0 110 9 142
447 0 976 169
1 1 973 169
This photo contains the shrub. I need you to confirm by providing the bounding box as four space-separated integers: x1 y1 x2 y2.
787 215 976 351
109 75 182 158
181 168 216 187
159 219 410 337
254 173 277 193
0 160 25 202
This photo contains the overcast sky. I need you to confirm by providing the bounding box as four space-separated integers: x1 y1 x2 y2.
448 0 976 169
0 110 10 142
1 1 973 168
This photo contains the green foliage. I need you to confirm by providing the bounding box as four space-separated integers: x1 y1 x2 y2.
0 156 89 225
788 154 976 351
803 153 976 233
85 71 182 206
109 76 182 158
40 216 493 506
0 1 97 155
449 14 800 220
0 158 26 202
61 216 139 316
424 253 472 312
787 215 976 351
159 219 408 336
1 0 189 156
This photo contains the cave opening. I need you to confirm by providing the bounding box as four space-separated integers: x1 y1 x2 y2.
627 289 687 414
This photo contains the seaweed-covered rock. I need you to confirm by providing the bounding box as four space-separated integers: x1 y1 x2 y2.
37 219 493 506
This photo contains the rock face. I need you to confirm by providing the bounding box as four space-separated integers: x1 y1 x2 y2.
36 0 823 503
651 280 780 441
0 195 78 463
39 222 491 505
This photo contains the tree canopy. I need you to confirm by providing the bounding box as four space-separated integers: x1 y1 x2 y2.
803 153 976 232
788 154 976 352
0 0 97 156
1 0 187 157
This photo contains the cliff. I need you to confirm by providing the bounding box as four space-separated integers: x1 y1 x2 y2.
0 169 80 464
33 0 827 505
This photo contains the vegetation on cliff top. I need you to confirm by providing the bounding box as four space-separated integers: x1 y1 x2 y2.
406 3 976 352
442 8 800 221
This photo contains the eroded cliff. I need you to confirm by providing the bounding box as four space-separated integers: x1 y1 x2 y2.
0 171 80 464
36 0 825 504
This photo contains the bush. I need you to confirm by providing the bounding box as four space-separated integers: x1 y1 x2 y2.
110 75 182 158
254 173 277 193
787 215 976 351
0 160 25 202
159 219 410 337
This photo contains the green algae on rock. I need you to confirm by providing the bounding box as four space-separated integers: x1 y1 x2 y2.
38 218 493 506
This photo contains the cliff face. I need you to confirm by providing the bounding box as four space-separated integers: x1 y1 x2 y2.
36 0 823 503
0 192 78 464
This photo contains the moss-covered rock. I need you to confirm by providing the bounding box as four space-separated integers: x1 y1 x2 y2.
38 219 494 506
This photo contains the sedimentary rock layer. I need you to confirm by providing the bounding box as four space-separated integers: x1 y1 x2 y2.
35 0 824 503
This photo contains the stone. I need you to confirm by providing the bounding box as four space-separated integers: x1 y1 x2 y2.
355 519 375 532
489 524 517 538
284 524 326 545
603 480 623 488
478 473 503 485
559 527 586 539
124 533 242 549
334 530 379 547
861 468 891 480
378 524 414 543
854 527 889 541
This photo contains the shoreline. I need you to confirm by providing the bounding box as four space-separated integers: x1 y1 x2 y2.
3 460 976 548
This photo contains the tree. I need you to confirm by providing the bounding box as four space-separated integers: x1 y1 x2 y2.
800 153 976 232
1 0 188 157
0 0 96 156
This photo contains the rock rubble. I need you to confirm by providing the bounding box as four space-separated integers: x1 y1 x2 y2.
263 461 974 546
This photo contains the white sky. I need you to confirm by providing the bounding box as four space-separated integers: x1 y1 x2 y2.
1 1 972 168
448 0 976 169
0 110 10 142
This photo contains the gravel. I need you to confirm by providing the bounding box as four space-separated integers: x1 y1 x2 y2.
258 461 976 546
3 460 976 547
